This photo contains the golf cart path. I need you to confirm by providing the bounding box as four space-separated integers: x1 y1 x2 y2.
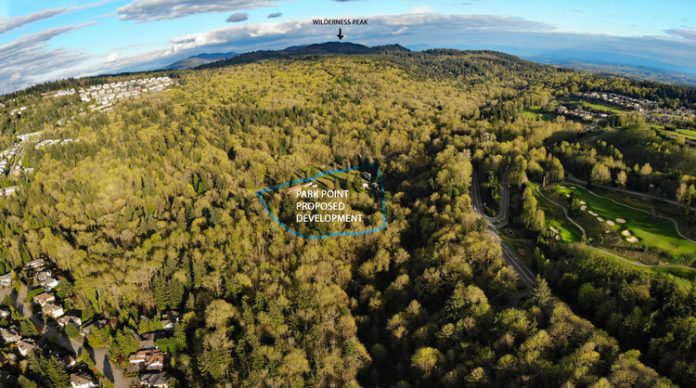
563 182 696 245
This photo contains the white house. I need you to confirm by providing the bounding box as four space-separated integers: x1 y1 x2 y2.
33 292 55 307
0 327 21 343
0 272 11 287
41 276 60 291
42 303 64 319
57 314 82 328
25 258 45 271
16 339 35 357
70 373 97 388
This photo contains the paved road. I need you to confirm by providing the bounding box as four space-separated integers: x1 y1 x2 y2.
471 172 509 226
472 173 535 287
4 282 132 387
92 347 134 388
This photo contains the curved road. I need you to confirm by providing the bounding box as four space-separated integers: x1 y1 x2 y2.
472 173 535 287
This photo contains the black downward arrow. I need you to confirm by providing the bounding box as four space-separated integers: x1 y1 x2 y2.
337 28 344 40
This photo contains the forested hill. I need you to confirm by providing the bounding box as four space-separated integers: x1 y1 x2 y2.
3 47 695 387
197 41 411 68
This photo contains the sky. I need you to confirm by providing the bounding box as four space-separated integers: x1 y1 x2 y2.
0 0 695 94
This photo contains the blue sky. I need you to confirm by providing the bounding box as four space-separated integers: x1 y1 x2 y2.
1 0 695 93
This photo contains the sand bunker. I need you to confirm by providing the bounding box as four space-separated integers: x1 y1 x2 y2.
621 230 632 237
616 218 626 224
606 220 615 226
597 217 604 222
626 236 640 243
580 205 587 211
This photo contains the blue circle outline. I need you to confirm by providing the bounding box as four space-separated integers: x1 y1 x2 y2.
256 166 387 239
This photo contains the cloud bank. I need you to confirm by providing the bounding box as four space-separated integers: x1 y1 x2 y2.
0 25 93 94
118 0 274 22
2 12 696 94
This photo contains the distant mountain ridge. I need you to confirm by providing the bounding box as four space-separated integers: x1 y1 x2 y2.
197 42 411 69
167 51 238 70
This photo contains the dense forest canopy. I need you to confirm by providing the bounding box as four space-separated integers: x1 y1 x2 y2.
1 48 694 386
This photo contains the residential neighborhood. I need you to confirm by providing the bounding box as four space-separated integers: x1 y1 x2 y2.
50 77 176 112
0 256 179 387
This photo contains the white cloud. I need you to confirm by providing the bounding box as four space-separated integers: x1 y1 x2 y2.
118 0 274 22
0 24 94 94
665 28 696 41
0 1 114 34
226 12 249 23
412 6 432 14
106 53 120 63
4 12 696 95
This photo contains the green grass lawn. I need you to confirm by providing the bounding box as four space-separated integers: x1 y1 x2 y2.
548 219 581 243
534 190 582 243
522 110 540 119
522 108 555 121
676 128 696 139
571 244 695 288
554 184 696 264
652 125 696 142
579 100 626 113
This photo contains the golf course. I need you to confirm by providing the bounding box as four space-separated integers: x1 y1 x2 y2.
551 183 696 264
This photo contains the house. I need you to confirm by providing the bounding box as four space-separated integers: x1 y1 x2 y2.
62 354 77 368
0 272 11 287
57 314 83 328
42 303 64 319
139 332 161 349
25 259 45 271
70 373 97 388
286 184 303 196
33 292 55 307
0 327 21 343
16 339 35 357
40 276 60 291
160 311 180 331
129 349 166 371
79 319 107 337
35 270 52 283
139 371 170 387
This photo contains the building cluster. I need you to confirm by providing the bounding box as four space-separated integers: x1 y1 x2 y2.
0 130 76 196
0 270 38 369
26 259 71 321
51 89 77 98
1 131 42 172
127 313 179 387
556 105 608 122
0 274 22 364
572 92 657 112
35 138 78 150
0 131 43 194
8 106 27 117
68 77 174 111
0 259 101 387
1 255 181 386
